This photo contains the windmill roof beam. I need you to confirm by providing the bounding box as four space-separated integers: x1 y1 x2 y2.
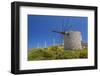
52 31 65 35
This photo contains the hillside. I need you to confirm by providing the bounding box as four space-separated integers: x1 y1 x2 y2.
28 46 88 61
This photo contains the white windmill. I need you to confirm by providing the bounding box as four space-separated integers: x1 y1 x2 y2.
52 17 82 50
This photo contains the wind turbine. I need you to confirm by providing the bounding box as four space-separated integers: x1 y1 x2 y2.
37 42 40 48
44 41 47 48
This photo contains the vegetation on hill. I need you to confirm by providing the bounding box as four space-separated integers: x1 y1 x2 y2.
28 46 88 61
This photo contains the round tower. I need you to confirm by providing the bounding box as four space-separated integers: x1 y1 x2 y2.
64 31 82 50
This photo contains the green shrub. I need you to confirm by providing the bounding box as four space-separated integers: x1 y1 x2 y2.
28 48 45 60
79 49 88 58
28 46 88 61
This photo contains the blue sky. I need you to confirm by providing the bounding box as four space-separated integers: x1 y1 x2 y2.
28 15 88 48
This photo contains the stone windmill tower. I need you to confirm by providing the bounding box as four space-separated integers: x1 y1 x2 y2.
52 18 82 50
